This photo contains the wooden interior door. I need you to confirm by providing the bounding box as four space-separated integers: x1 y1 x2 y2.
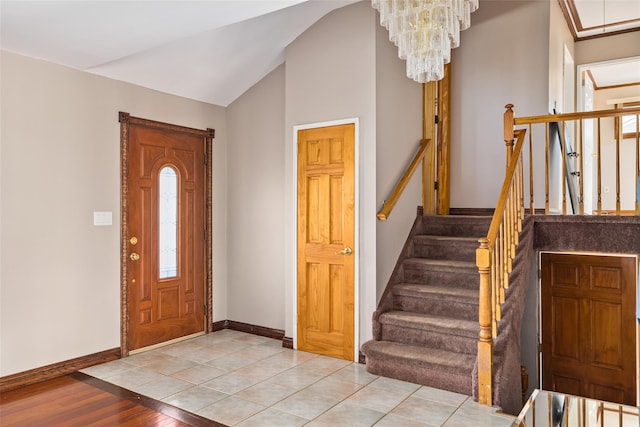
541 253 637 405
297 123 355 361
123 115 210 352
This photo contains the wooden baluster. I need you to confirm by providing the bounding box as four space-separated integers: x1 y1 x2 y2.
636 113 639 215
512 181 519 246
491 241 497 337
506 189 512 261
502 215 509 296
545 123 550 214
495 223 505 304
503 204 514 278
519 154 525 225
505 104 515 169
560 120 567 215
477 238 493 405
528 125 534 214
597 118 602 214
578 119 584 215
616 112 621 215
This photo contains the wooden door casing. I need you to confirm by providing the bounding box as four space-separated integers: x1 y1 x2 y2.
541 253 636 406
297 124 355 361
120 113 213 354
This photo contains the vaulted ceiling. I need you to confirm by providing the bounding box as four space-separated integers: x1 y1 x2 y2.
558 0 640 39
1 0 638 106
0 0 358 106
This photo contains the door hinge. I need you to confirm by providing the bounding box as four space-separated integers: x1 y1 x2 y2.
204 153 208 165
204 228 207 241
434 181 439 191
434 115 439 124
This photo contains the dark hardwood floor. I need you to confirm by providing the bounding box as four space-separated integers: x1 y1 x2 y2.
0 372 225 426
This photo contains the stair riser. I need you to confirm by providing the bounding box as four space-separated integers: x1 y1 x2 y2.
421 218 491 237
393 296 478 321
412 240 477 261
403 267 479 289
380 324 477 355
365 358 472 395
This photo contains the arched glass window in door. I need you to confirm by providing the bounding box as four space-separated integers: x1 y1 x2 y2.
159 166 178 279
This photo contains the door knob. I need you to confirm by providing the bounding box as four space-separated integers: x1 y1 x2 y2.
336 247 353 255
130 253 140 261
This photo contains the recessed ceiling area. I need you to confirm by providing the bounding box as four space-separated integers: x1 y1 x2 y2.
586 59 640 88
559 0 640 39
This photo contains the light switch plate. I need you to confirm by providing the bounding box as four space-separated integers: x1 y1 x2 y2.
93 211 112 226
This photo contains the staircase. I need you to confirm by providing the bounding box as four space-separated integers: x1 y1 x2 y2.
361 214 491 395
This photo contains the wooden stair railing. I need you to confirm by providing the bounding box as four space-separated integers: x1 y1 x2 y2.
476 103 640 406
476 124 527 405
377 138 433 220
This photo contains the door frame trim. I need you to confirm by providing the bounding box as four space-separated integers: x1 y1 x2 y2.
118 112 214 357
292 118 360 362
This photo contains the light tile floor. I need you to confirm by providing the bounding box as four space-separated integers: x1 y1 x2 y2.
81 330 516 426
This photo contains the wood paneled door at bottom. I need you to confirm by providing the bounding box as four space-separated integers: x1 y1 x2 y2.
541 253 636 406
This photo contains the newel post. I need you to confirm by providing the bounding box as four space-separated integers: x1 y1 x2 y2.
476 238 493 405
504 104 515 170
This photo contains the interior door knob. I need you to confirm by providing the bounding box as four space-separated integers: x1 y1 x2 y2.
336 247 353 255
130 253 140 261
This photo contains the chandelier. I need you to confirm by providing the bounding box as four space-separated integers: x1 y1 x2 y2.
372 0 479 82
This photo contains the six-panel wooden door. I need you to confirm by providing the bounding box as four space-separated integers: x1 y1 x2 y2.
297 124 355 361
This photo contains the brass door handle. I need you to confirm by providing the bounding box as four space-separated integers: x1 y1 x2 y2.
130 253 140 261
336 247 353 256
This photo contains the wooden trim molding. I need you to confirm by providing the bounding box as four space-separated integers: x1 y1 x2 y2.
225 320 285 340
119 112 130 358
282 337 294 349
71 372 225 427
0 348 120 393
205 129 214 333
213 319 291 347
211 320 228 332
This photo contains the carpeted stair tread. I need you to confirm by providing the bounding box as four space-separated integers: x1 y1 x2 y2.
393 283 478 302
421 215 491 237
379 311 479 338
403 258 476 270
414 235 481 243
361 340 476 374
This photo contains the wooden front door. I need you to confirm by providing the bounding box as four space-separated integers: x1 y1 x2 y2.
297 123 355 361
121 113 212 352
541 253 637 405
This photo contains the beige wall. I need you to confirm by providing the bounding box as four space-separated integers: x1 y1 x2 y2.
226 64 286 330
224 2 424 345
374 22 423 299
450 0 551 209
0 51 227 376
549 0 576 114
284 1 378 348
